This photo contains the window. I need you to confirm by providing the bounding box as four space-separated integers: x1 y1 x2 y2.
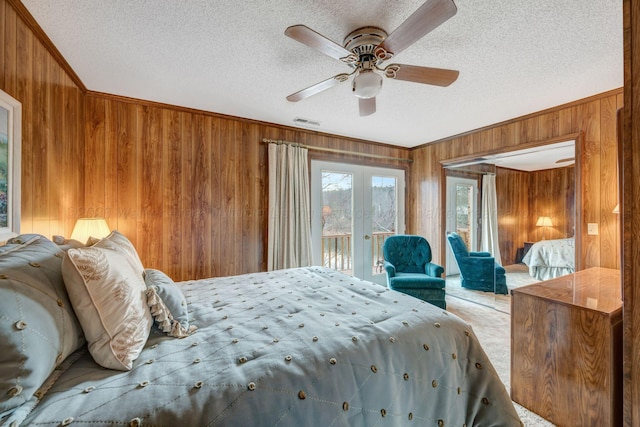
0 89 21 242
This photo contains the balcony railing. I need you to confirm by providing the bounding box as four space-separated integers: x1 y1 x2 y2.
321 232 394 274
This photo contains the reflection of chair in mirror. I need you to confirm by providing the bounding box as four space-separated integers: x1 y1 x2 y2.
383 235 446 309
446 232 508 294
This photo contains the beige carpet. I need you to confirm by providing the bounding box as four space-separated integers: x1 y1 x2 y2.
445 264 540 313
447 294 555 426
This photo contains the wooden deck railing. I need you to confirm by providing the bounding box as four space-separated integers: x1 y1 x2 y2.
321 232 394 274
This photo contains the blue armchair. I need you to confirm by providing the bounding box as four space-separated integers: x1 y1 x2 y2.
383 235 446 309
446 232 508 294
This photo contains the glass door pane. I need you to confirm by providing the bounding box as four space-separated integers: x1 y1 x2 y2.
455 182 475 250
368 175 398 284
320 172 353 275
446 176 479 276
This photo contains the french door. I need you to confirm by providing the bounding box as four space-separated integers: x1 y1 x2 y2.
310 161 405 285
445 176 479 275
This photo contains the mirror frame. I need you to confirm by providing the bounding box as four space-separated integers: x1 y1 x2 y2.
439 132 583 282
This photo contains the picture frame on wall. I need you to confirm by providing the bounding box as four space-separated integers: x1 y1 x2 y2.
0 89 21 242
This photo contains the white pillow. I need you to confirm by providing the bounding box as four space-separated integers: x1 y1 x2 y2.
92 230 144 277
62 246 152 370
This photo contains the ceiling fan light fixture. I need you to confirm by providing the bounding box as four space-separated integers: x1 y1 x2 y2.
353 70 382 99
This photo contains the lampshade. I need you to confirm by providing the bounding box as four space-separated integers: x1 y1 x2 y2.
70 218 110 244
535 216 553 227
352 70 382 99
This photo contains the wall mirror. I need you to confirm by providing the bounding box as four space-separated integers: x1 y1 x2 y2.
441 134 579 313
0 89 21 242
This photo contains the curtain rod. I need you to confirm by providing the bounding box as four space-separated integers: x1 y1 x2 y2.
262 138 412 163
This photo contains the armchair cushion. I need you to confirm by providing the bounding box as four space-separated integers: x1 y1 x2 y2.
390 273 446 290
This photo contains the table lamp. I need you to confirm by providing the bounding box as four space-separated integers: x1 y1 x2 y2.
535 216 553 240
70 218 110 244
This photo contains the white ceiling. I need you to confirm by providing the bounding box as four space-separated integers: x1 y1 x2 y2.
22 0 623 148
445 140 575 172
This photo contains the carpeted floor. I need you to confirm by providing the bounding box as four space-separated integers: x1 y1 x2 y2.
447 287 556 426
445 263 540 313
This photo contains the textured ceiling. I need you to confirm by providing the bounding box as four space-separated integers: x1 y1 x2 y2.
446 140 576 172
22 0 623 148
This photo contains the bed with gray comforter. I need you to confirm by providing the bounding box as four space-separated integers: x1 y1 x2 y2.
1 234 521 426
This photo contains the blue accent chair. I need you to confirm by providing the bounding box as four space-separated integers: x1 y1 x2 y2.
383 235 446 309
446 232 508 294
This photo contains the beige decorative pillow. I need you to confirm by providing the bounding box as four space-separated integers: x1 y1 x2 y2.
92 230 144 278
62 246 152 370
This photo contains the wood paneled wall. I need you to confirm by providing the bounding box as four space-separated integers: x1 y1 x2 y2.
496 166 575 265
84 93 409 281
0 0 85 239
409 90 622 271
496 167 530 265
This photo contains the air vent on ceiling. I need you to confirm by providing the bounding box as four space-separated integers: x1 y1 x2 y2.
293 117 320 127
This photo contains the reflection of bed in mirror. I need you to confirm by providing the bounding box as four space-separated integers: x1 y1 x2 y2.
522 238 575 280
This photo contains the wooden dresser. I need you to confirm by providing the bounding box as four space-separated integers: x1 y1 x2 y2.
511 267 622 426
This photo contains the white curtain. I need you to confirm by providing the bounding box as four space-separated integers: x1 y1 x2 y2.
481 174 502 265
267 143 313 271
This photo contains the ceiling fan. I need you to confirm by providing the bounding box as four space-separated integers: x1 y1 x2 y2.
284 0 460 117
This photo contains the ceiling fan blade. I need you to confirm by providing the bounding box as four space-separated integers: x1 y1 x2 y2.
286 73 351 102
385 64 459 86
377 0 457 59
359 97 376 116
285 25 356 63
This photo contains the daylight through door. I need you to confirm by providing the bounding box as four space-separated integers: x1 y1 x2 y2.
311 161 405 285
446 176 478 275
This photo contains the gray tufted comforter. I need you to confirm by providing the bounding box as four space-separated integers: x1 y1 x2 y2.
21 267 521 426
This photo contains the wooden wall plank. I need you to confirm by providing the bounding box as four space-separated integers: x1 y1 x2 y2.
179 112 194 279
209 117 221 278
84 96 105 217
48 54 63 236
538 111 560 140
496 167 530 264
31 34 49 236
15 15 33 233
162 109 182 278
600 96 620 269
137 105 164 269
192 113 211 279
104 99 119 232
0 0 7 88
575 100 602 268
3 1 16 94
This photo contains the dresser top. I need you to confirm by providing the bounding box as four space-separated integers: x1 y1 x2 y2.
511 267 622 314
